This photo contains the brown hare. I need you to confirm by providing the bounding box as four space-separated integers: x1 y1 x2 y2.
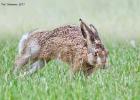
14 19 108 76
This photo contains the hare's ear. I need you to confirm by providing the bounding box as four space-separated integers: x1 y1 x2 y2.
79 18 87 39
79 19 96 65
79 19 95 44
89 24 100 40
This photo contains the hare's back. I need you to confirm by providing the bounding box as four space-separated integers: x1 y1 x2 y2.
39 25 86 60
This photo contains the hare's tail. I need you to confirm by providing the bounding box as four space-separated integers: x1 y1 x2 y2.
18 32 30 54
18 28 38 55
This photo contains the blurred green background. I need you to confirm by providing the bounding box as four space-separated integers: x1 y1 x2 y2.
0 0 140 39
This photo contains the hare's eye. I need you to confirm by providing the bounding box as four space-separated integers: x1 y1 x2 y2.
94 52 97 56
95 44 101 49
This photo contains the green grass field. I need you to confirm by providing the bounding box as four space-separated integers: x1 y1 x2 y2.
0 0 140 100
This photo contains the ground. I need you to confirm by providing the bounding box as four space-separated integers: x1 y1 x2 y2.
0 38 140 100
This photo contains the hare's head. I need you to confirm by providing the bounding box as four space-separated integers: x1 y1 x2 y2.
80 19 108 68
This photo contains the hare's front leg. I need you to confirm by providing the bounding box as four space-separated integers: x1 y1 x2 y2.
70 58 83 74
84 66 94 76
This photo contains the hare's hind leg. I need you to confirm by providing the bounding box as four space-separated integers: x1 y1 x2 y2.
23 59 45 76
14 39 41 74
13 54 31 74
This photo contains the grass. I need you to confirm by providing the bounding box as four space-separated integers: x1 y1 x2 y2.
0 38 140 100
0 0 140 100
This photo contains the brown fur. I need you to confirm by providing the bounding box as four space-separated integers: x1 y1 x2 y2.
26 25 90 72
14 20 108 76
